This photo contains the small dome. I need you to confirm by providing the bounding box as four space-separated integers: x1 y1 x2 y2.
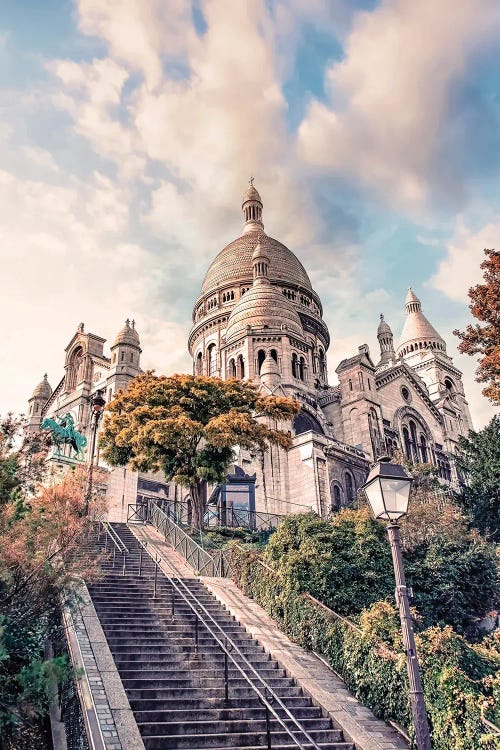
260 352 280 379
242 184 262 206
397 290 446 356
32 373 52 400
377 314 392 336
114 319 140 348
225 284 303 343
252 236 269 263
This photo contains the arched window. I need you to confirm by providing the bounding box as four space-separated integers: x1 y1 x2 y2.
345 473 355 503
409 420 418 461
292 353 299 379
403 427 411 460
257 349 266 373
207 344 217 376
237 355 245 379
195 352 203 375
66 346 84 392
331 484 342 511
348 378 353 391
419 434 428 463
319 349 326 379
444 377 454 394
229 359 236 378
299 357 306 382
270 349 278 362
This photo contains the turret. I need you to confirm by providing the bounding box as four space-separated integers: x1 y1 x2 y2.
242 178 264 234
376 314 396 367
110 319 141 375
27 374 52 432
397 288 446 360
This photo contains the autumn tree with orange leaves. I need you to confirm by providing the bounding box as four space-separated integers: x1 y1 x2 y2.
454 248 500 405
100 373 300 529
0 416 103 748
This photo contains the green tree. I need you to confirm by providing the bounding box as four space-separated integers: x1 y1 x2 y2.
405 537 498 635
454 416 500 541
263 509 394 616
454 248 500 405
99 373 299 529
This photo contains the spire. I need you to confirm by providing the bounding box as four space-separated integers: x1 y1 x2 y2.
252 236 270 285
242 179 264 234
397 288 446 358
260 351 282 392
376 313 396 367
405 287 421 314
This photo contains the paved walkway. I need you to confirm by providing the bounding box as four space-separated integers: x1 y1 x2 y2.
128 523 409 750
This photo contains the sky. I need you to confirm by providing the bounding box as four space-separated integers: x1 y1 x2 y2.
0 0 499 428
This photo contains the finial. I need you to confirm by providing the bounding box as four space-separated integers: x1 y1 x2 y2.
125 318 130 326
43 373 48 380
249 176 254 187
131 319 135 329
78 322 84 332
380 313 384 320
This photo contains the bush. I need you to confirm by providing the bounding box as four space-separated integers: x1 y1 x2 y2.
231 541 500 749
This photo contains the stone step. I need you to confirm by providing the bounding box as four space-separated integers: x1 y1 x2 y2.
141 730 350 749
132 707 323 723
138 719 339 737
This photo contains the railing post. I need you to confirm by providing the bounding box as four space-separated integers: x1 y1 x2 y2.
122 551 126 576
112 546 116 568
265 703 272 750
224 645 229 705
138 547 143 578
194 615 199 659
153 560 158 599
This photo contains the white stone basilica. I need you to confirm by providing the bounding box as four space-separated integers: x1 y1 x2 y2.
27 182 474 519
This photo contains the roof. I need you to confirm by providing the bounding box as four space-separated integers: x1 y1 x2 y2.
225 282 303 343
377 313 392 336
242 185 262 205
32 374 52 400
200 230 313 295
113 319 141 348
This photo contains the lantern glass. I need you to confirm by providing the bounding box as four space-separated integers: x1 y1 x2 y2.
362 462 412 521
91 390 106 413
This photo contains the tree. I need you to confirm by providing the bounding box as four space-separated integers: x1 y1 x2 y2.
454 248 500 405
454 416 500 541
99 373 299 529
0 417 103 748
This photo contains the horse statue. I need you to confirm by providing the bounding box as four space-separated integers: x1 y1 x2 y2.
41 413 88 461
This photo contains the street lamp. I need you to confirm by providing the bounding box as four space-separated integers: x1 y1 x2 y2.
361 458 432 750
83 389 106 515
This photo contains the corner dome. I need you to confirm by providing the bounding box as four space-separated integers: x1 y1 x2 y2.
32 374 52 400
377 314 392 336
114 319 140 348
397 289 446 356
225 283 303 343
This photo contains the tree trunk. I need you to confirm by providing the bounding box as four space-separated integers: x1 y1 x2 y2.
190 478 207 530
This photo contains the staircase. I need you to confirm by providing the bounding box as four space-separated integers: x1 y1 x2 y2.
86 523 354 750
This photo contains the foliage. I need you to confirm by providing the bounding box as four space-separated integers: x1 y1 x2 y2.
100 372 299 529
231 542 500 750
454 248 500 405
198 526 273 550
405 537 498 636
0 416 103 747
454 416 500 541
263 509 394 615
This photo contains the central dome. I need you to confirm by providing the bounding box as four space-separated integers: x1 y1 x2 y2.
200 230 313 295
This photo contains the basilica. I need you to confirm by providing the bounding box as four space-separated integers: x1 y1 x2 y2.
27 182 474 519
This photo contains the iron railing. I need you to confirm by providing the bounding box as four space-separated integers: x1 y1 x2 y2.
94 515 128 574
127 502 233 577
133 534 323 750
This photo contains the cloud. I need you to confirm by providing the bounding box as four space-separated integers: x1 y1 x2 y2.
431 220 497 302
297 0 500 210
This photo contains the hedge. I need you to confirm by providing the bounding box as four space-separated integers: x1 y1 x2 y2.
230 546 500 750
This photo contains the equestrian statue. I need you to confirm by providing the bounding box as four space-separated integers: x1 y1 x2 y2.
41 413 87 461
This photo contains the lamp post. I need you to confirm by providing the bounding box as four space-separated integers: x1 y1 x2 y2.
361 459 432 750
83 389 106 515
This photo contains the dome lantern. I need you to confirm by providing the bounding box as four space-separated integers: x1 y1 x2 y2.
242 177 264 235
112 318 141 350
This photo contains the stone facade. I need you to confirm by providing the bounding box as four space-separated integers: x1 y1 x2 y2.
188 183 474 514
27 181 474 521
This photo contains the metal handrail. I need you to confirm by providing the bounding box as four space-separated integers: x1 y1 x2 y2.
133 534 323 750
95 515 128 554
